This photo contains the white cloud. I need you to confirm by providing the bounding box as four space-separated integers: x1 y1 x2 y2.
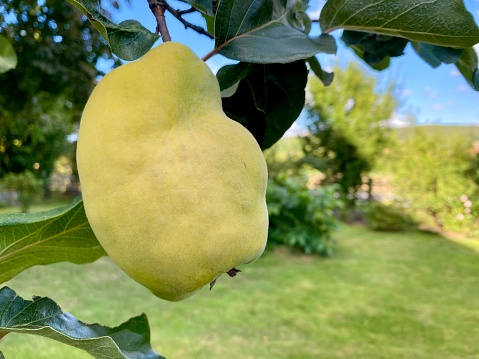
424 86 438 99
306 1 326 20
450 68 461 77
401 88 414 97
205 56 236 75
283 122 309 138
382 112 413 128
456 84 469 92
431 101 456 111
474 43 479 56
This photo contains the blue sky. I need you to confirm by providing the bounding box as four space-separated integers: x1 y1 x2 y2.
107 0 479 127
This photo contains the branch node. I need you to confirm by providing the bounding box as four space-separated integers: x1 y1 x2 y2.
163 2 214 39
147 0 172 42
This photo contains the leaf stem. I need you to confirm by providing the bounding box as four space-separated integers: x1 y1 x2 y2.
147 0 172 42
202 38 232 62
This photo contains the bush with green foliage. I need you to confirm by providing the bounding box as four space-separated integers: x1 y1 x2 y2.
266 176 343 256
302 62 396 202
1 170 44 213
364 201 415 232
388 128 479 237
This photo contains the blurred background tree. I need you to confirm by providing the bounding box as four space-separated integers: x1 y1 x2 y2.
302 62 397 204
0 0 122 183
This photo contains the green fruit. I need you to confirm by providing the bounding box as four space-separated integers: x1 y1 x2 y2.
77 42 268 301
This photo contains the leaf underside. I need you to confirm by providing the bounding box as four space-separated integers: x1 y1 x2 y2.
0 197 106 285
320 0 479 48
0 287 164 359
66 0 159 60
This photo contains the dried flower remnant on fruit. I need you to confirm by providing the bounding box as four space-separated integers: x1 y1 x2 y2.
209 268 242 290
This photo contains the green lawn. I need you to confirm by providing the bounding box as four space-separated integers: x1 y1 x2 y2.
1 225 479 359
0 197 74 214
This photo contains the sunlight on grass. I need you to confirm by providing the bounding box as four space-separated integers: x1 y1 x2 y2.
1 225 479 358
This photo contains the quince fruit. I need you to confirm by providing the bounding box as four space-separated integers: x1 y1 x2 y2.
77 42 268 301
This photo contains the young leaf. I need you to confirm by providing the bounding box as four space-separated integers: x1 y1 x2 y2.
216 62 254 92
66 0 159 61
412 42 464 68
0 35 17 74
202 13 215 34
0 287 164 359
455 47 479 91
306 57 334 86
0 197 105 284
341 31 408 70
321 0 479 48
184 0 214 16
214 0 336 63
218 61 308 149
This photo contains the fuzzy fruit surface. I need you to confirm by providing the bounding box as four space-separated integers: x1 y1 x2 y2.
76 42 268 301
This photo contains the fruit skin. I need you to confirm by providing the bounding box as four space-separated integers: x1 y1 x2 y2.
77 42 268 301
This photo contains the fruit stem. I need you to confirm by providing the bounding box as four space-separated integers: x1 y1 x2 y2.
148 0 172 42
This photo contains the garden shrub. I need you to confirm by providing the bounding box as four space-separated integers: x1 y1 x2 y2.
266 176 343 256
387 128 479 237
364 201 415 232
1 171 44 212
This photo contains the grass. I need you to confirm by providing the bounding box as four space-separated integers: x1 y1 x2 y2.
0 196 74 214
1 225 479 358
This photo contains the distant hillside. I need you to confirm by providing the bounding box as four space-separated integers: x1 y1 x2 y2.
393 125 479 140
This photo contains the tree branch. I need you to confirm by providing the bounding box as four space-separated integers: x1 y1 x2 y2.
147 0 172 42
163 3 214 39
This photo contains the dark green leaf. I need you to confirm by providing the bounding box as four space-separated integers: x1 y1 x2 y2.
66 0 159 60
219 61 308 149
0 287 164 359
306 57 334 86
0 197 106 284
455 47 479 91
217 63 254 91
215 0 336 63
412 42 464 68
0 35 17 74
342 30 408 69
321 0 479 48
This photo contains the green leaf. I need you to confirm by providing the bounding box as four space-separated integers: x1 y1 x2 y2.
66 0 159 60
412 42 464 68
218 61 308 149
320 0 479 48
184 0 214 16
455 47 479 91
202 13 215 34
306 57 334 86
0 197 106 284
341 31 408 69
0 287 164 359
0 35 17 74
217 62 254 91
215 0 337 63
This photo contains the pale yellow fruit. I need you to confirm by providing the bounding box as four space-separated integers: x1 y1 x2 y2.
77 42 268 301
